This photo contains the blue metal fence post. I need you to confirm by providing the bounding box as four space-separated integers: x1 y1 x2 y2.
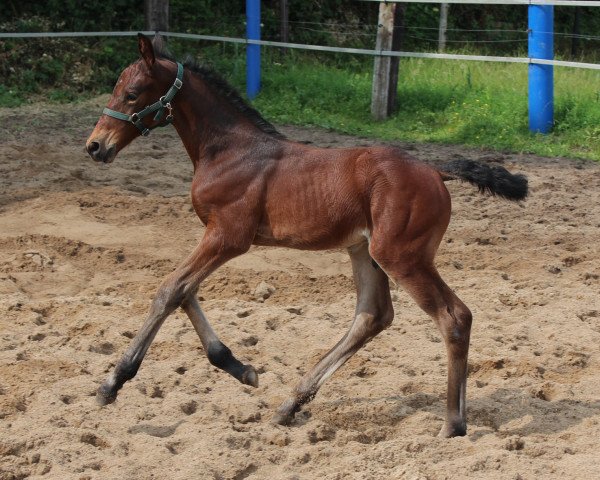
246 0 261 99
528 5 554 134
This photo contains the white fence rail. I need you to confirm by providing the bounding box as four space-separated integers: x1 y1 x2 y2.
0 31 598 70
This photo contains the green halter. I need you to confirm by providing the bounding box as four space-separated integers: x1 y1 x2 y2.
103 62 184 137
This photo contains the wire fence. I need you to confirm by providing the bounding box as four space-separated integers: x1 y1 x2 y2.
3 26 599 43
164 16 600 43
1 30 598 70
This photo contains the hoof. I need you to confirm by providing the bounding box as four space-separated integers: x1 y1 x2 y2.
96 385 117 406
438 422 467 438
271 398 297 426
271 411 294 426
241 365 259 388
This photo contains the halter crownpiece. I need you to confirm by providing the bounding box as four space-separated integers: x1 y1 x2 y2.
103 62 184 136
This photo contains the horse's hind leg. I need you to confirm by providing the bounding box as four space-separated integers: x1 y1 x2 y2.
182 296 258 387
273 241 393 425
374 253 472 437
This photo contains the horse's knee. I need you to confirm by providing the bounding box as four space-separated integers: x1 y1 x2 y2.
457 304 472 329
453 302 472 332
443 303 472 346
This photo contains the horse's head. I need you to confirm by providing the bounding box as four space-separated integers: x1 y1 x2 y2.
86 34 182 163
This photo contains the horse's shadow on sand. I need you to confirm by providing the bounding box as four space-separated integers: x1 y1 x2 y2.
313 388 600 438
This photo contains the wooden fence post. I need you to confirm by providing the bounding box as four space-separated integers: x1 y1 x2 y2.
279 0 290 56
438 3 449 52
387 3 405 115
571 6 582 56
371 2 400 121
280 0 289 47
144 0 169 32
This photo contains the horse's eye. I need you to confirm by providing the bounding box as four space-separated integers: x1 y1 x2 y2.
125 93 137 102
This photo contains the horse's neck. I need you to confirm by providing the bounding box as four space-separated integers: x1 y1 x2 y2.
172 78 264 170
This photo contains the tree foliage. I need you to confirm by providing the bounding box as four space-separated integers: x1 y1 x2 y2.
2 0 598 56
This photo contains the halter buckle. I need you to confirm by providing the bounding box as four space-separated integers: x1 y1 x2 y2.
130 113 140 123
165 103 174 123
173 78 183 89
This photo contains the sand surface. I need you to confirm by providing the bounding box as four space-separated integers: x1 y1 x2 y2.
0 97 599 480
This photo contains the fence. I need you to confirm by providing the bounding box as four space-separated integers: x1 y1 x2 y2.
358 1 599 131
1 0 599 133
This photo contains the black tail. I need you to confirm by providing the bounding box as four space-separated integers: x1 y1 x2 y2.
439 159 528 201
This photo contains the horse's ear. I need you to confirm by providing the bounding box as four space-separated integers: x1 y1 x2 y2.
138 33 155 69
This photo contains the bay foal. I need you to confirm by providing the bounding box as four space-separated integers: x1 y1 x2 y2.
86 35 527 437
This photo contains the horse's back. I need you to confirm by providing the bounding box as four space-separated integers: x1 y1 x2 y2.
255 143 449 251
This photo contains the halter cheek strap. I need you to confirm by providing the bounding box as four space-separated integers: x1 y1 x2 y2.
102 62 184 137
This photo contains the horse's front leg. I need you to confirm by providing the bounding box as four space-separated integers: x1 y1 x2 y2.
181 296 258 387
96 227 250 406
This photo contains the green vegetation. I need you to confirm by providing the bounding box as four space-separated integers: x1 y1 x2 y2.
3 1 600 58
248 54 600 161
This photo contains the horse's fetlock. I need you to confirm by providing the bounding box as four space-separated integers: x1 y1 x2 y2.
206 341 234 369
116 358 140 382
295 387 317 407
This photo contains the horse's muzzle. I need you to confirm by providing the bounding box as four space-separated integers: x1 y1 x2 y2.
86 140 117 164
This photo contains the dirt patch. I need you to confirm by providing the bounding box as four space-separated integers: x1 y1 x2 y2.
0 98 599 479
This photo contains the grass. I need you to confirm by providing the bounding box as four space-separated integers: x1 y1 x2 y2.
247 55 600 161
0 85 25 108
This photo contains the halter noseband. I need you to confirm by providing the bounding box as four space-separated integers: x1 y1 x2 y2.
102 62 184 137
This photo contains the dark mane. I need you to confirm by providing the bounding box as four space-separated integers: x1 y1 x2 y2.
152 39 284 139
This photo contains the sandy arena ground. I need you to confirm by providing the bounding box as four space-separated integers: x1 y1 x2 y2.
0 97 599 480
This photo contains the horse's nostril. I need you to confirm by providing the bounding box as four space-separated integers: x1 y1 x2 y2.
87 141 100 155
